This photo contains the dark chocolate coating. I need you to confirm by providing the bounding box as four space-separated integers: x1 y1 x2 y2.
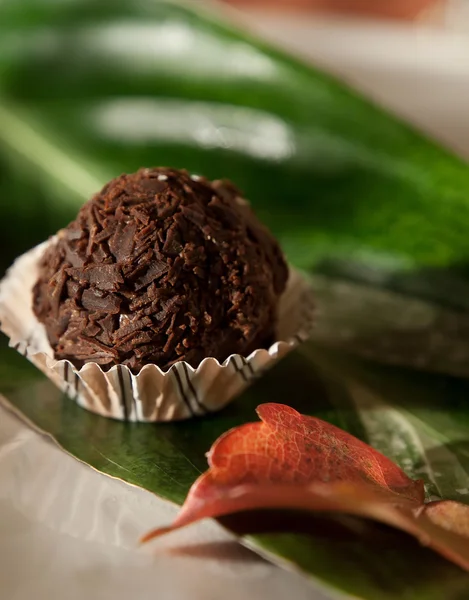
33 168 289 372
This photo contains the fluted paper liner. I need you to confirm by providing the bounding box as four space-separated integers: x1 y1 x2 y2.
0 240 314 422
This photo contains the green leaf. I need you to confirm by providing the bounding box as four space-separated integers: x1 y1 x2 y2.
2 0 469 277
311 273 469 378
2 1 469 598
248 525 469 600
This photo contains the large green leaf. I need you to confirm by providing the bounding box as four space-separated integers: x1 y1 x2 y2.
2 1 469 599
2 0 469 279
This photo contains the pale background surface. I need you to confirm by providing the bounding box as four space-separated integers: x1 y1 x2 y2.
0 404 330 600
1 8 469 600
246 11 469 159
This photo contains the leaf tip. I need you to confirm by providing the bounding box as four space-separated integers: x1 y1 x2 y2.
139 525 174 545
255 402 300 422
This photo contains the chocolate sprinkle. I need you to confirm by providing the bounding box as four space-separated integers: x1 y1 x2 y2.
32 167 289 373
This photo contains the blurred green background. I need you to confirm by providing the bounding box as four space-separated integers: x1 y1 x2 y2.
1 0 469 289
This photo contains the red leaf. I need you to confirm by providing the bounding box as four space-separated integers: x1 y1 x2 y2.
142 403 422 534
141 404 469 571
423 501 469 539
206 404 423 501
409 503 469 571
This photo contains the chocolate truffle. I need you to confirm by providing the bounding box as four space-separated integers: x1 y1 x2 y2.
32 168 289 372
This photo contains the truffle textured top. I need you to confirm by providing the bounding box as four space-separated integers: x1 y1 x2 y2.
32 168 289 372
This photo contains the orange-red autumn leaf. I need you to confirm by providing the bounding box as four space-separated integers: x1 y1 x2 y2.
141 404 469 571
205 403 423 500
423 500 469 539
142 403 423 535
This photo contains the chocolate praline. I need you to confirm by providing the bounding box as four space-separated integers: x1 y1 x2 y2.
32 167 289 373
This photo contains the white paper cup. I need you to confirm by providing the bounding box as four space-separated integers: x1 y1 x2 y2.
0 240 314 422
